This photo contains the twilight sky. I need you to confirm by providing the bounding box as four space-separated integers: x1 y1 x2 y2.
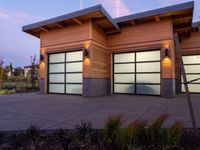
0 0 199 67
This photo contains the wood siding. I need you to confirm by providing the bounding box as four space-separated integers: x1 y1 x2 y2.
41 21 91 48
181 31 200 55
108 18 173 51
84 24 109 79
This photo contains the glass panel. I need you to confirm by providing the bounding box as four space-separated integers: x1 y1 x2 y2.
66 73 82 83
183 55 200 64
49 84 65 93
136 74 160 83
181 74 200 83
137 62 160 72
114 84 135 94
66 51 82 62
114 53 135 63
114 74 135 83
49 74 64 83
185 65 200 73
114 63 135 73
182 84 200 93
49 53 65 63
66 62 82 72
49 64 65 73
136 84 160 95
136 51 160 62
66 84 82 94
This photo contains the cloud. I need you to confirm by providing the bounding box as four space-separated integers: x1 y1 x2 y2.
0 11 11 19
98 0 130 17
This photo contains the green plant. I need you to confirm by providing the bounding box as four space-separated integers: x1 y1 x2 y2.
7 89 16 94
147 114 168 147
25 125 41 142
75 120 92 139
115 120 147 150
167 121 183 148
105 114 124 141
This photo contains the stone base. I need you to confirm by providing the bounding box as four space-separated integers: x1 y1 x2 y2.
39 78 45 94
175 79 181 94
162 78 176 98
83 78 111 97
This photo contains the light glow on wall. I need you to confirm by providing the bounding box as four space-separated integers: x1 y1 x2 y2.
84 58 90 65
163 57 172 66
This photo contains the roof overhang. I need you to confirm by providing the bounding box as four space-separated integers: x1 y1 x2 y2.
115 1 194 23
115 1 194 36
192 21 200 28
22 5 120 38
23 1 196 38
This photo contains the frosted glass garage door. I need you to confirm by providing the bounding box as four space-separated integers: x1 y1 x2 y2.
113 50 161 95
182 55 200 93
48 51 83 95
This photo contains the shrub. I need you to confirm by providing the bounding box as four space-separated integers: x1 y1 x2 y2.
147 114 169 147
105 114 124 141
7 89 16 94
166 121 183 148
75 120 92 139
25 125 41 142
115 120 147 150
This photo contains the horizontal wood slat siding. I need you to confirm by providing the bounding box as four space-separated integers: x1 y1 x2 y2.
92 23 107 46
181 31 200 55
85 43 110 78
41 21 91 47
108 18 173 49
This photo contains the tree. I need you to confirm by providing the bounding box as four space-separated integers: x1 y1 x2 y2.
0 58 5 89
30 55 37 89
13 67 23 77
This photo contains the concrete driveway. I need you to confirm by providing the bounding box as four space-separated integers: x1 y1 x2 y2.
0 93 200 131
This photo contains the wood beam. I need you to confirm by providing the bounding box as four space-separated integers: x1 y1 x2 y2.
129 20 136 26
55 23 65 28
105 29 119 34
155 16 160 22
40 27 49 32
174 27 191 32
73 18 82 25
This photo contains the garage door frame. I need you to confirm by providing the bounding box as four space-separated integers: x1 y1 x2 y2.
47 50 83 95
181 54 200 94
112 49 161 96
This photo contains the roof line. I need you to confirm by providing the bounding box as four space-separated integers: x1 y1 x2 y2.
23 4 120 31
114 1 194 23
192 21 200 28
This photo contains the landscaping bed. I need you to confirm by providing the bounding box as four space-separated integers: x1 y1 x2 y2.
0 115 200 150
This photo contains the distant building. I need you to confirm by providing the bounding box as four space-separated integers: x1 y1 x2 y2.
24 65 39 78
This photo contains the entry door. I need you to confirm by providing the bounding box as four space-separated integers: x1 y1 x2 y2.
48 51 83 95
182 55 200 93
113 50 161 95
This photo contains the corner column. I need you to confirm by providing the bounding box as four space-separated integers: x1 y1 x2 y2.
161 42 176 98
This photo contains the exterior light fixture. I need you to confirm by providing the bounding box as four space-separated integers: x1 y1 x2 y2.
83 48 89 58
164 48 170 58
40 54 44 62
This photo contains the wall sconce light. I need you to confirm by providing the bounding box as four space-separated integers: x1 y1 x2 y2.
83 48 89 58
40 54 44 62
164 48 170 58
